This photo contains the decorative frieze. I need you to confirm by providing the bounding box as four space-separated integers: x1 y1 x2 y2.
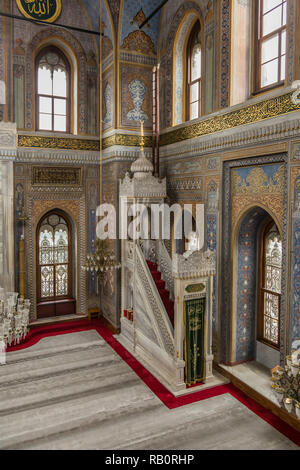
18 135 100 152
160 92 300 147
31 167 82 186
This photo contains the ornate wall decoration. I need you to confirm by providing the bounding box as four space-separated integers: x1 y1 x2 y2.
104 83 113 125
292 142 300 161
287 0 296 84
31 167 82 186
221 154 288 365
167 177 203 193
205 177 219 356
120 64 152 129
231 164 285 231
291 174 300 344
127 79 149 122
220 0 230 108
160 92 300 146
18 135 100 151
206 157 219 170
13 63 25 129
107 0 121 35
102 65 114 131
120 0 161 54
122 31 155 55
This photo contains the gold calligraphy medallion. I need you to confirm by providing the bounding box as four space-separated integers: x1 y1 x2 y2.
16 0 62 23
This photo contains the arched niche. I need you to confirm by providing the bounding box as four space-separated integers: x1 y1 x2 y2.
232 206 282 369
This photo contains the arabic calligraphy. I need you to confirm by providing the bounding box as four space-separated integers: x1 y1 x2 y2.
27 0 50 17
16 0 62 23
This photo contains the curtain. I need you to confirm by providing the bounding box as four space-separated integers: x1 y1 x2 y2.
185 297 206 385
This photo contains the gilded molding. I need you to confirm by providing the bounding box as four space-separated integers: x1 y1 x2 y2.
17 134 152 151
102 134 152 149
160 92 300 147
18 135 100 152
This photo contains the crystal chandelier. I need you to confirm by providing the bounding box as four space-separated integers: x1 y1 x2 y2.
271 348 300 420
0 288 31 352
82 238 121 281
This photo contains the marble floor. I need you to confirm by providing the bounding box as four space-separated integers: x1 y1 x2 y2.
219 361 278 404
0 330 298 450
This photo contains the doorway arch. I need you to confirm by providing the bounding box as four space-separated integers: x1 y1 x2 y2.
232 206 282 368
36 209 76 318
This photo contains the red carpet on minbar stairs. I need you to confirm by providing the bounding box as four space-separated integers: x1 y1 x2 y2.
5 319 300 447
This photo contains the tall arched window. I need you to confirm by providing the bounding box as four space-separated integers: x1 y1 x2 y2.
36 47 70 132
37 211 75 318
254 0 287 92
258 220 282 348
186 20 202 121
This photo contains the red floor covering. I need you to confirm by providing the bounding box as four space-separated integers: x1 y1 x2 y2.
5 319 300 447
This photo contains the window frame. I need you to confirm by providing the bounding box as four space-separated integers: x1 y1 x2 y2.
186 20 202 121
35 46 71 134
254 0 287 94
257 218 281 350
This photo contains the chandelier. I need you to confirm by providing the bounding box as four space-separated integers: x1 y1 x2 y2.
0 288 31 354
271 348 300 420
82 238 121 281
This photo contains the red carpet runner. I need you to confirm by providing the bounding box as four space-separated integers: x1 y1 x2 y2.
146 260 174 326
5 319 300 447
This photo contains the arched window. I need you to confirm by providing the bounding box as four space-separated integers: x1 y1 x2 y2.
37 211 75 318
36 47 70 132
258 220 282 348
254 0 287 92
186 20 202 121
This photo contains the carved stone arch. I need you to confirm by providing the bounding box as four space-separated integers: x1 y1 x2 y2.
25 28 88 133
162 1 204 128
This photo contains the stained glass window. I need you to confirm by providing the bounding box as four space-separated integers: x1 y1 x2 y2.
36 47 70 132
187 21 202 121
259 222 282 347
38 213 71 300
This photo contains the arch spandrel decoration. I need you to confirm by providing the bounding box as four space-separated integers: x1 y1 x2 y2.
231 165 285 235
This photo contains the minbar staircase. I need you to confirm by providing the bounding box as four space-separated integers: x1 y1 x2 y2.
146 260 174 327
